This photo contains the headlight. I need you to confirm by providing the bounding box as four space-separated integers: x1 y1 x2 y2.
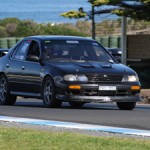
64 75 77 81
64 75 88 82
77 75 88 82
122 75 139 82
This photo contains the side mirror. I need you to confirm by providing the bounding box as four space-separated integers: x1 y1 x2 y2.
113 55 121 63
115 57 121 63
39 58 45 66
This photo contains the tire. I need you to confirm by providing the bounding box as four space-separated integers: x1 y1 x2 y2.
42 76 62 108
117 102 136 110
69 101 85 107
0 74 16 105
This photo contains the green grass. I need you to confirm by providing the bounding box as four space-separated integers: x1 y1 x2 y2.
0 127 150 150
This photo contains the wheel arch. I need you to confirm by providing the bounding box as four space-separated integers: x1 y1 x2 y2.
43 74 53 81
42 74 55 86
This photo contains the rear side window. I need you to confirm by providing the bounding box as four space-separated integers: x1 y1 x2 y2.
12 41 30 60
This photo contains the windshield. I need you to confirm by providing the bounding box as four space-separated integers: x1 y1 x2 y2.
43 40 114 63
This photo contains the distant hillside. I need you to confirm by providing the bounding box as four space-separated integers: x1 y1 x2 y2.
0 18 149 38
73 19 150 36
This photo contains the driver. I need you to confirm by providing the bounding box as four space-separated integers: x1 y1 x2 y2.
44 44 54 60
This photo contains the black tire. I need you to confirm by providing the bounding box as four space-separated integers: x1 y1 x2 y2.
69 101 85 107
42 76 62 108
0 74 16 105
117 102 136 110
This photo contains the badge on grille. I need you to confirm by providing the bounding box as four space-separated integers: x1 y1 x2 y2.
103 75 108 78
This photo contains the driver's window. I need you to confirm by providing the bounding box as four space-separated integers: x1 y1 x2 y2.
26 41 40 62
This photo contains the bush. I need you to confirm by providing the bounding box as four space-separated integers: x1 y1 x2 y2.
0 18 88 37
0 26 8 37
36 23 87 36
0 18 20 26
13 20 43 37
6 23 17 36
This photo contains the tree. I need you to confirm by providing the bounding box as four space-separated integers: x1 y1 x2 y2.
61 0 150 39
61 4 96 39
88 0 120 5
61 10 87 19
89 0 150 21
61 0 150 21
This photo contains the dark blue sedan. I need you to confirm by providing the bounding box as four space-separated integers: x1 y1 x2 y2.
0 36 141 110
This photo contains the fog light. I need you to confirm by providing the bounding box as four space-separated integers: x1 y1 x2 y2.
131 86 140 90
69 85 81 90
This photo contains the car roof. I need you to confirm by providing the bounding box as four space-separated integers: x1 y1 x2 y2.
24 35 95 42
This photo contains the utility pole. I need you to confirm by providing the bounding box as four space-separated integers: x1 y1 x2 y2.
79 5 95 39
121 16 127 65
91 5 95 39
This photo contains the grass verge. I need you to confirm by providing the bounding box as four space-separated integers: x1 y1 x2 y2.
0 127 150 150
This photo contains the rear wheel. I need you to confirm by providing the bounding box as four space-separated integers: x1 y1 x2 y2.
117 102 136 110
0 74 16 105
42 76 62 108
69 101 85 107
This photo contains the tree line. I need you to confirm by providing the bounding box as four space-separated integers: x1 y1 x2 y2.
0 18 88 38
0 17 149 38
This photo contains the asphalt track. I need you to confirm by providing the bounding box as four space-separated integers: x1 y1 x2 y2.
0 98 150 131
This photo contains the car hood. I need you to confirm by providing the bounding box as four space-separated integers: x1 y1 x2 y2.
48 61 136 75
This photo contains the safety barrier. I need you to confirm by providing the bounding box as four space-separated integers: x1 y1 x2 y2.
96 36 121 48
0 37 23 48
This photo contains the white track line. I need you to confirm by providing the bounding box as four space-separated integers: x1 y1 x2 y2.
0 115 150 137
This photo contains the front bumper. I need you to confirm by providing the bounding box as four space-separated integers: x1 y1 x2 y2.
56 94 141 103
56 83 141 103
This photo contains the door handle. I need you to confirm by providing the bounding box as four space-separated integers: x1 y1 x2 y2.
6 64 10 68
22 66 25 70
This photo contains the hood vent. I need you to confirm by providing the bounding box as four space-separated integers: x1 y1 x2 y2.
100 64 112 68
76 63 95 68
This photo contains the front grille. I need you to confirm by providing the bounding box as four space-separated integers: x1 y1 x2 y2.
65 88 130 97
82 89 130 96
83 89 116 96
99 91 116 96
86 74 123 82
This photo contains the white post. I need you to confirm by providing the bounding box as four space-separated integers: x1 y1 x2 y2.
121 16 127 65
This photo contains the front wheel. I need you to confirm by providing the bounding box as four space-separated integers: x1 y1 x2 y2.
0 74 16 105
117 102 136 110
42 76 62 108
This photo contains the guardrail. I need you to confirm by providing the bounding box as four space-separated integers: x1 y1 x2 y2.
0 37 23 48
96 36 121 48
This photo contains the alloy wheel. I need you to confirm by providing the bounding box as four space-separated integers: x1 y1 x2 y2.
44 80 53 104
0 77 7 102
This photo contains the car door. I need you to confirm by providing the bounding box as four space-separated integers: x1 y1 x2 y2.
6 40 31 92
20 40 43 95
